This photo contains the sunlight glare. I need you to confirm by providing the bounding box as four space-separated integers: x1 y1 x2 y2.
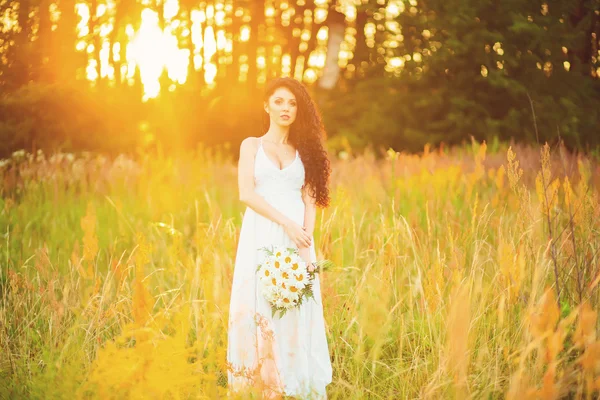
203 26 217 62
71 0 411 96
303 68 317 84
204 63 217 84
76 3 90 37
240 25 251 42
386 0 404 18
128 8 190 100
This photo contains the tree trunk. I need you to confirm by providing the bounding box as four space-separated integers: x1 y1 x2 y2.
318 8 346 90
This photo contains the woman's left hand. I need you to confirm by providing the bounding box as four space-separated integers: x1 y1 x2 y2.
298 246 315 272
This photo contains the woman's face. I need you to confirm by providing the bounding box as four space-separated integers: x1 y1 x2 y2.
264 87 297 127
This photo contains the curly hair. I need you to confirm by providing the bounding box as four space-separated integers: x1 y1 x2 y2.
262 77 331 208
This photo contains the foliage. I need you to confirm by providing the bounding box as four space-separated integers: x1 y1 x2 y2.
1 1 600 156
322 0 600 154
1 142 600 398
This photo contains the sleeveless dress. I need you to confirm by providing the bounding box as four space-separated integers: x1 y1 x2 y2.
226 138 333 399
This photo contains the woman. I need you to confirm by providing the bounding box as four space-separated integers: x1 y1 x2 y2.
226 77 333 399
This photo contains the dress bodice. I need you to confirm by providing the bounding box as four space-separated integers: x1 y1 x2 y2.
254 140 305 199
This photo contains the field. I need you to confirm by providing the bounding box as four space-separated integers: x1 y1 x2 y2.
1 141 600 399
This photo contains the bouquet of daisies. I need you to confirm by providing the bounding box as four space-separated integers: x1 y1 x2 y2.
256 246 332 318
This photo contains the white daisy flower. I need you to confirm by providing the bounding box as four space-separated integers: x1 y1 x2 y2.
280 295 297 309
258 263 274 283
257 245 331 318
271 255 286 272
284 287 301 302
262 285 280 301
288 258 305 274
278 269 295 286
272 247 286 259
293 270 310 286
274 297 287 309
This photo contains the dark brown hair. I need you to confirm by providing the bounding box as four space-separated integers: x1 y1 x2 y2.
262 77 331 208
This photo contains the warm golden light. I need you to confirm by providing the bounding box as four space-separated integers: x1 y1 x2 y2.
258 56 268 73
42 0 586 101
96 4 107 18
128 9 164 99
386 0 405 18
493 42 504 56
389 57 404 68
122 8 191 100
203 26 217 63
317 26 329 43
164 0 178 19
68 0 419 98
303 68 318 83
240 25 250 42
365 22 376 47
308 50 326 68
340 2 357 22
314 7 328 24
543 61 552 76
204 63 217 84
76 3 90 37
301 29 311 42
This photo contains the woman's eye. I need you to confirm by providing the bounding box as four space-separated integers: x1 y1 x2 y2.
290 102 296 107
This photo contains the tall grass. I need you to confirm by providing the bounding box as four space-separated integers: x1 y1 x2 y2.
0 141 599 399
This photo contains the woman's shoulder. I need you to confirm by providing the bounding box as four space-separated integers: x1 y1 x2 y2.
240 136 261 153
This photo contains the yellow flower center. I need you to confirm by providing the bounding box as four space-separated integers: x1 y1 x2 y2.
292 263 298 270
282 272 289 279
282 282 286 289
264 270 270 277
283 298 290 303
290 286 298 292
285 256 291 263
275 261 280 268
272 278 277 285
296 274 304 281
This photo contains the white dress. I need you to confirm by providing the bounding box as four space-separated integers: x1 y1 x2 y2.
227 138 333 399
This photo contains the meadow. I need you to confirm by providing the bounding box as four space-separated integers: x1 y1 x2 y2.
1 140 600 399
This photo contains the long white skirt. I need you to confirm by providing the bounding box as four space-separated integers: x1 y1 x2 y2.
226 193 332 399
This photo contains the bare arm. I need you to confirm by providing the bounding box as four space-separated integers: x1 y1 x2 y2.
299 185 318 271
238 138 311 248
301 185 317 238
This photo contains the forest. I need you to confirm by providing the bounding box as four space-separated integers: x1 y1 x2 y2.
0 0 599 157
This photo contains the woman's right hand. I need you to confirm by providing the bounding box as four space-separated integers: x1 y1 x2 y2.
283 219 312 248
